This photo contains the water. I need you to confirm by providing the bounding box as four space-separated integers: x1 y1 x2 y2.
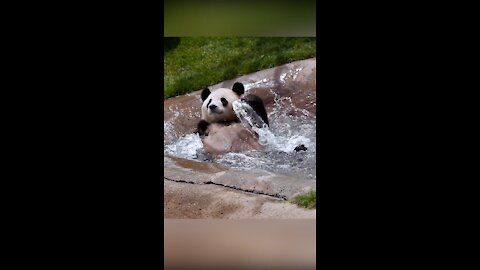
232 99 314 151
164 133 203 159
164 90 316 181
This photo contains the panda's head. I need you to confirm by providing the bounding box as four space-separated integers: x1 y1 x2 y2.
200 82 244 123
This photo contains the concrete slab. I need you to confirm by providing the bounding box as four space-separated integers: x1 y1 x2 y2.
164 156 315 200
164 180 316 219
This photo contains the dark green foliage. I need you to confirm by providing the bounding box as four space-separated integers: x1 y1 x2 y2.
289 190 316 209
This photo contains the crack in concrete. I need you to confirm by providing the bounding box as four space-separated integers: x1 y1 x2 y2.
164 177 197 185
164 177 287 200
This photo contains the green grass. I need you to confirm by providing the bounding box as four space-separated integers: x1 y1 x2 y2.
289 190 316 209
164 37 316 99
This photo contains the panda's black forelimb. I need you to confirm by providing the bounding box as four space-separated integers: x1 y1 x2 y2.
196 120 210 137
195 119 242 137
241 94 269 127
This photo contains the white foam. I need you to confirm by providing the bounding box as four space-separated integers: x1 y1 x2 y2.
164 133 203 159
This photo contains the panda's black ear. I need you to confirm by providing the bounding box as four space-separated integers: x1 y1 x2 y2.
232 82 245 96
201 88 211 102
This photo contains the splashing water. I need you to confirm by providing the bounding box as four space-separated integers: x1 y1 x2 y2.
222 98 316 180
164 133 203 159
232 100 313 152
164 91 316 180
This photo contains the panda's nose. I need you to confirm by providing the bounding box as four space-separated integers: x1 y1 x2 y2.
209 104 217 110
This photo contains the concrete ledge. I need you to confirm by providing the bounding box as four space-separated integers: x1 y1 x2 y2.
165 156 315 199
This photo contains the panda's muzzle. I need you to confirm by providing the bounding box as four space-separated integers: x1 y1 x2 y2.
209 104 222 114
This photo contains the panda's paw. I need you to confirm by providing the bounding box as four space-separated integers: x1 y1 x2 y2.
196 120 210 137
294 144 308 152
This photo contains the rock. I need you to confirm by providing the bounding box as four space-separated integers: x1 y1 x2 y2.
164 156 315 200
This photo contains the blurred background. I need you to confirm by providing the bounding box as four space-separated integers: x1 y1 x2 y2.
164 0 316 36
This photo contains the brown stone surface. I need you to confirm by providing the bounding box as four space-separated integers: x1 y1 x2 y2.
169 156 227 173
164 156 315 200
164 180 316 219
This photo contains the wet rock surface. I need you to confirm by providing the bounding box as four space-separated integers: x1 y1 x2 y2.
164 58 316 218
165 156 315 200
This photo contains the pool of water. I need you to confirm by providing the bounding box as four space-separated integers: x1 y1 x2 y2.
164 89 316 181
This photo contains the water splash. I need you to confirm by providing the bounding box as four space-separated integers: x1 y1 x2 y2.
164 133 203 159
232 100 313 152
222 99 316 180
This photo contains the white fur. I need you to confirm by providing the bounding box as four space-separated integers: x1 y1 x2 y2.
201 88 241 123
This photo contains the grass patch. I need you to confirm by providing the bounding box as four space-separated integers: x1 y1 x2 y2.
289 190 316 209
164 37 316 99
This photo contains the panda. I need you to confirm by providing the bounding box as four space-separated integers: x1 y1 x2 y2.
196 82 269 155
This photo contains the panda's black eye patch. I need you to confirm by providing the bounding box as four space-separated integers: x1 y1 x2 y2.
206 99 212 108
221 98 228 107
